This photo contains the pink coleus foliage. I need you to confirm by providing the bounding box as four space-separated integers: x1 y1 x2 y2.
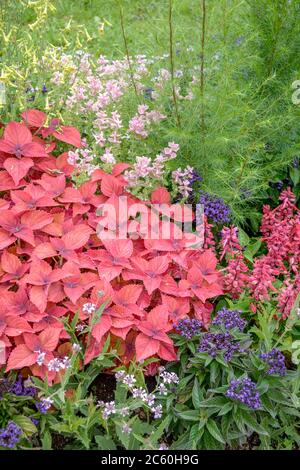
222 189 300 317
0 110 224 380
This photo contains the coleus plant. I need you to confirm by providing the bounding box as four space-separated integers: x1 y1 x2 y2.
0 110 224 382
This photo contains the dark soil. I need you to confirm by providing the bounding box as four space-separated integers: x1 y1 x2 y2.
90 373 157 402
51 433 73 450
91 373 116 402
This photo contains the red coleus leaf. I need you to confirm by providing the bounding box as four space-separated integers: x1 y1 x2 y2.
180 263 223 303
112 162 130 176
41 118 81 147
21 109 47 128
1 250 29 281
52 125 81 148
161 294 190 324
3 157 33 185
38 173 66 197
113 284 143 307
0 110 227 378
124 255 169 295
135 306 173 361
0 170 26 191
0 122 47 158
100 173 125 197
192 249 219 283
23 259 67 286
6 344 37 372
151 187 171 204
0 210 35 246
92 314 112 343
11 183 58 212
91 239 133 281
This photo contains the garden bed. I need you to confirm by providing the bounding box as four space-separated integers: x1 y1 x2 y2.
1 0 300 453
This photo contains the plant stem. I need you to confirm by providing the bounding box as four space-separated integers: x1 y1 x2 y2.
118 1 140 102
168 0 181 128
200 0 207 173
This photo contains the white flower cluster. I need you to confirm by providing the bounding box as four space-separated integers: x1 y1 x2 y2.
82 302 96 314
47 356 71 372
115 370 164 419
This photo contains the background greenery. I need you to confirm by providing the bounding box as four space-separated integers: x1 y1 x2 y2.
1 0 300 227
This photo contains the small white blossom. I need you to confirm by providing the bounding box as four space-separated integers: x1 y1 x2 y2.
83 303 96 314
72 343 82 352
36 350 46 366
151 404 163 419
102 401 116 419
120 407 130 417
122 423 132 434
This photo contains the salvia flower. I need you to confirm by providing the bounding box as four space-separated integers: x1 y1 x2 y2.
198 332 241 362
198 191 231 224
226 377 261 410
35 397 53 414
174 318 202 339
220 226 241 259
212 308 246 331
260 348 286 376
10 375 36 397
0 421 22 449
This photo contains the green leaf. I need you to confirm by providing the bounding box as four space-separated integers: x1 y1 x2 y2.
244 239 262 262
280 406 300 417
290 166 300 186
116 423 130 449
202 429 224 450
198 396 227 408
192 378 202 409
171 431 193 450
115 382 127 403
218 402 233 416
150 415 171 444
41 430 52 450
238 227 250 247
90 300 110 328
13 415 37 436
189 423 200 449
209 361 219 384
95 435 117 450
242 411 269 436
176 409 200 421
206 420 226 444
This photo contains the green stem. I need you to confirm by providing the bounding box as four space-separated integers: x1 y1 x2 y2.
168 0 181 128
118 0 140 102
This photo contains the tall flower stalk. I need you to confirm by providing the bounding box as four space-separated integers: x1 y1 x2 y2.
200 0 207 174
118 1 140 102
168 0 181 127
